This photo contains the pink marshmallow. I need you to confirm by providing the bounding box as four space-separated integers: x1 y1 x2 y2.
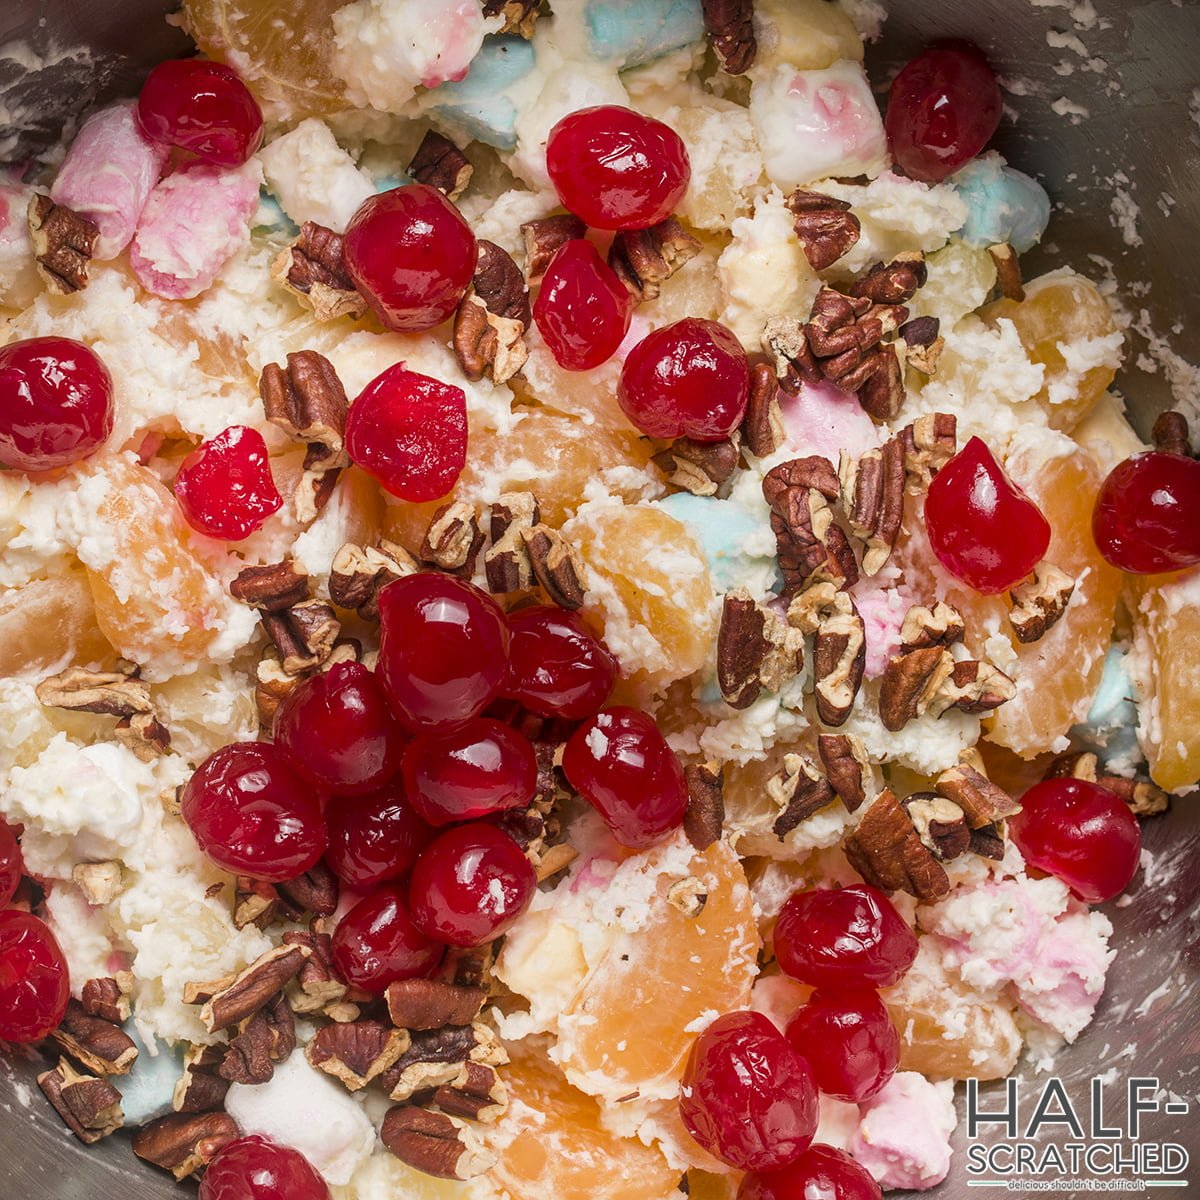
1013 910 1111 1041
130 159 262 299
851 1072 956 1191
850 578 910 679
778 380 883 463
50 101 170 260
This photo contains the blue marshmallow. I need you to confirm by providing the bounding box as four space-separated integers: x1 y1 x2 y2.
114 1027 184 1126
951 152 1052 254
656 493 781 595
585 0 705 69
252 189 298 238
1070 644 1142 774
430 36 536 151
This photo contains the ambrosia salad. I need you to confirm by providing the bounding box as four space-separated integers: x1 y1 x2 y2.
0 1 1195 1198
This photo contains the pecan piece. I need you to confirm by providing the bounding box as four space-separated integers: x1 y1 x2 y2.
36 667 152 719
263 600 341 674
1047 751 1169 815
454 239 530 383
817 733 868 812
115 711 171 761
608 217 701 302
385 979 486 1030
844 788 950 901
381 1106 497 1181
230 560 310 612
28 194 99 293
741 361 784 458
812 591 865 727
420 501 484 577
38 1059 122 1144
521 214 586 286
1009 562 1075 643
878 647 955 732
934 764 1022 829
329 540 419 618
903 792 972 861
484 491 540 592
899 601 965 652
521 524 586 610
899 413 957 492
72 861 124 905
189 944 311 1033
282 929 348 1013
277 862 340 918
385 1023 506 1102
433 1060 509 1122
254 651 300 727
173 1044 231 1113
407 130 473 200
931 660 1017 716
667 876 709 917
717 590 804 709
234 877 280 930
987 242 1024 301
701 0 756 74
81 975 132 1025
49 998 138 1075
683 762 725 851
839 436 905 575
482 0 540 37
219 992 296 1085
308 1019 409 1090
770 754 836 838
132 1111 239 1180
849 253 928 305
653 434 742 497
786 189 861 271
272 221 366 321
260 351 349 465
1152 410 1192 457
899 315 944 375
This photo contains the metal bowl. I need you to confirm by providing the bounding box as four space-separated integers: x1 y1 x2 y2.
1 1 1198 1196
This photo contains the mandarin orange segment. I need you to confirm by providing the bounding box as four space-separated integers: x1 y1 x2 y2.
491 1038 681 1200
555 837 759 1102
517 344 641 433
685 1170 743 1200
983 272 1121 433
0 569 113 677
565 503 716 687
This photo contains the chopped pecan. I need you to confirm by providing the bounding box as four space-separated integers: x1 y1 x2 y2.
260 351 349 465
1045 749 1100 782
717 590 804 709
817 733 868 811
741 361 784 458
36 667 152 719
433 1060 509 1122
770 754 836 838
72 861 124 905
282 929 348 1013
407 130 473 201
683 762 725 851
234 877 280 930
272 221 366 321
484 491 541 592
132 1111 239 1180
173 1044 230 1114
839 436 905 575
970 823 1007 859
843 788 950 901
786 189 861 271
701 0 756 74
608 217 701 302
849 253 928 305
263 600 341 674
189 944 311 1033
522 524 586 610
667 876 709 917
385 979 487 1030
81 975 132 1025
899 601 965 652
385 1022 506 1102
1097 774 1169 817
219 992 295 1085
420 501 484 577
653 433 742 497
903 793 971 861
115 712 171 761
381 1106 496 1181
785 580 839 634
878 646 955 731
308 1019 409 1090
329 540 419 617
1009 563 1075 643
38 1058 122 1144
536 841 579 882
934 764 1022 829
930 660 1017 716
1152 410 1192 457
28 193 99 293
899 315 944 375
50 998 138 1075
481 0 540 37
521 214 587 285
812 591 865 727
230 561 311 612
277 862 340 918
987 242 1024 301
254 651 300 727
454 239 530 383
899 412 957 492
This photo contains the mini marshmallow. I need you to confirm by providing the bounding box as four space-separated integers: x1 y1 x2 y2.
429 35 536 151
951 151 1052 253
259 118 374 233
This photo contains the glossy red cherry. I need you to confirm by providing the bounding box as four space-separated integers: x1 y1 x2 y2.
0 336 113 472
408 822 537 947
325 780 434 890
342 184 476 331
546 105 691 230
402 718 536 827
562 706 688 849
774 885 917 990
784 988 900 1102
1092 451 1200 574
532 239 633 372
180 742 326 882
274 661 406 797
924 436 1051 593
679 1010 818 1173
618 318 749 442
137 59 263 167
377 573 511 732
0 910 70 1042
1011 778 1141 904
0 821 22 908
739 1144 883 1200
345 363 468 502
330 884 443 993
199 1136 330 1200
503 606 617 720
885 42 1002 182
174 425 282 541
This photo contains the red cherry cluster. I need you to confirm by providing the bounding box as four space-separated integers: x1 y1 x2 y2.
679 884 913 1194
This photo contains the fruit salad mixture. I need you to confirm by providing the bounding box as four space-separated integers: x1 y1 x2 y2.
0 1 1195 1198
